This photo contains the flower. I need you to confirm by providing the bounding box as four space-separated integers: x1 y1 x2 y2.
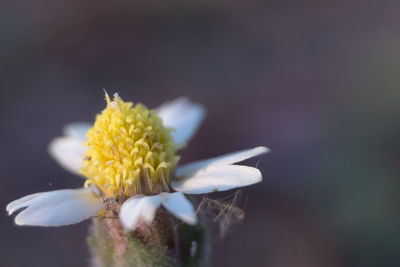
7 93 269 231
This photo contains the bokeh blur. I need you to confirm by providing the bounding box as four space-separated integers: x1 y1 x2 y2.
2 1 400 266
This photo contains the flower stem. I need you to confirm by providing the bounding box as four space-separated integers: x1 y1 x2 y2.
88 208 207 267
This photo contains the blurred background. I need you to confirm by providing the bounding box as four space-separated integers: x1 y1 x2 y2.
2 0 400 266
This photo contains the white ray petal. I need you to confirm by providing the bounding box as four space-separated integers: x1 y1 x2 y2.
7 188 102 226
157 97 206 144
161 192 197 225
176 146 269 177
119 195 163 231
171 165 262 194
48 136 86 175
63 122 92 140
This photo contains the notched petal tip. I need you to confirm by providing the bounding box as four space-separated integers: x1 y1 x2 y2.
6 192 44 216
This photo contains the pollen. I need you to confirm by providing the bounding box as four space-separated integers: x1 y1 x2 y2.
80 93 180 199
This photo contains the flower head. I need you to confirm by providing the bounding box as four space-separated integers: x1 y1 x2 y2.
81 93 180 198
7 94 269 231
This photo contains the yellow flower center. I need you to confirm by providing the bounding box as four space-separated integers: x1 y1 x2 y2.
80 93 180 199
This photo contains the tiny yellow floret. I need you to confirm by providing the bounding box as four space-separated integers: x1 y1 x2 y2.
80 93 180 199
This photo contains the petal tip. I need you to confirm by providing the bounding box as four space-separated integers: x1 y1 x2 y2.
15 218 24 226
255 146 270 154
186 215 198 225
6 208 14 216
120 218 136 231
6 203 12 215
47 138 59 156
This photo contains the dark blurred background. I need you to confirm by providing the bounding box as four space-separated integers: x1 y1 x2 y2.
2 0 400 266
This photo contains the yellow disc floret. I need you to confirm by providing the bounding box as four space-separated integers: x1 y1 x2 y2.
80 93 180 199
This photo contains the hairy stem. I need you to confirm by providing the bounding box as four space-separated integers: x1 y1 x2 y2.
88 208 207 267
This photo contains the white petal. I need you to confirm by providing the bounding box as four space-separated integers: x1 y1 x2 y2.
119 195 163 231
176 146 269 177
161 192 197 225
48 136 86 175
157 97 206 144
63 122 92 140
6 188 102 226
171 165 262 194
